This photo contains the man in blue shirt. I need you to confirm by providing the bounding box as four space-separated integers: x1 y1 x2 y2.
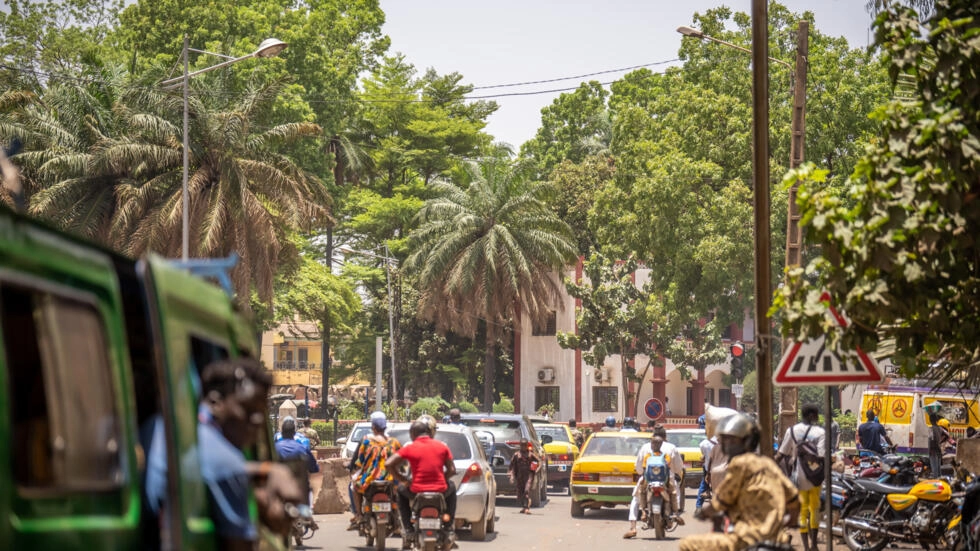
857 410 893 455
276 417 319 474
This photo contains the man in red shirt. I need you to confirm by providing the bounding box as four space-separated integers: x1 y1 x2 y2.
386 419 457 548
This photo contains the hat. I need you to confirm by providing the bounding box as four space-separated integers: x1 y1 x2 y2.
370 411 387 430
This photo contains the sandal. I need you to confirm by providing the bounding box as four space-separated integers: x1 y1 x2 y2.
623 529 637 539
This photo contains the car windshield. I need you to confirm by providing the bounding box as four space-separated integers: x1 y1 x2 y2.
349 426 371 443
387 429 473 460
582 436 648 457
535 426 570 443
458 419 522 442
667 432 707 448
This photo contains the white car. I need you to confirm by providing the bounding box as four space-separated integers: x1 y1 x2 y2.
338 422 373 463
387 422 498 540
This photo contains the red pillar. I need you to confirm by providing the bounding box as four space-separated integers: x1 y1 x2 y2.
627 357 636 418
651 352 666 409
691 368 706 416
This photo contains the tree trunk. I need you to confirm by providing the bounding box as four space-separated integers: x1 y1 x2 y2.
620 353 630 418
632 357 654 420
484 327 496 411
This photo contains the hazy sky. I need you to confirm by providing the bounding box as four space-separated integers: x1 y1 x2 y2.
379 1 875 149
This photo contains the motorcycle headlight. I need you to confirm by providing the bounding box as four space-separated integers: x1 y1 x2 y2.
652 467 662 475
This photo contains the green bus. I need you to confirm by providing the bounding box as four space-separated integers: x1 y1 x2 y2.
0 206 281 550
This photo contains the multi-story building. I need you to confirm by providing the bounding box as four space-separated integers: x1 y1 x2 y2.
513 260 751 424
260 320 323 403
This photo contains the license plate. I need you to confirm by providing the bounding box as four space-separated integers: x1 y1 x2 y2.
587 486 598 494
372 502 391 512
601 475 632 484
859 461 870 469
558 465 567 472
418 518 441 530
652 504 661 514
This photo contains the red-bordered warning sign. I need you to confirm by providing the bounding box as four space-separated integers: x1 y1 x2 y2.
774 292 883 386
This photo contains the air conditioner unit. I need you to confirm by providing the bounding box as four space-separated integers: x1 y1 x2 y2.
537 367 555 383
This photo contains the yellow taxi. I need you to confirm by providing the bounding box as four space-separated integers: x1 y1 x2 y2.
533 423 581 490
569 431 651 517
666 428 708 490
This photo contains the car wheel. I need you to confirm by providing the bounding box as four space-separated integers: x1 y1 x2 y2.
539 478 548 504
470 511 487 541
570 499 585 518
486 509 495 534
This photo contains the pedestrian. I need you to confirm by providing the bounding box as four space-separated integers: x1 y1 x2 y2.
926 405 944 475
447 408 463 424
568 419 584 449
508 438 540 514
775 403 826 551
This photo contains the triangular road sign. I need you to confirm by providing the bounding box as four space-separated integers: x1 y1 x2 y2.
774 292 883 386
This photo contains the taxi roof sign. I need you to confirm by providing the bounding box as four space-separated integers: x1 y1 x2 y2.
774 292 884 386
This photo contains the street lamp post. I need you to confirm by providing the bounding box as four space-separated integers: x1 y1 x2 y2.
677 20 808 454
339 245 398 418
160 37 287 261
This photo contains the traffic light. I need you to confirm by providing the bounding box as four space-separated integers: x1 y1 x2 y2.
730 341 745 380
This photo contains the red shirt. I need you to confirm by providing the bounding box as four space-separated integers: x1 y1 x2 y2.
398 435 453 493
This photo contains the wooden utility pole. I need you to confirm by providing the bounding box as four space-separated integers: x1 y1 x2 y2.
779 20 809 442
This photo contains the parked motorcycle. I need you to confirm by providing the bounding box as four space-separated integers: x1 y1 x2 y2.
358 480 399 551
286 502 318 547
641 453 678 540
840 474 963 550
407 492 454 551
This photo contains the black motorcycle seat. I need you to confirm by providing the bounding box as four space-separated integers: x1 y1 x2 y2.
853 479 914 494
412 492 447 510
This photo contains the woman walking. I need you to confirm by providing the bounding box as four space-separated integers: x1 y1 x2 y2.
509 439 540 514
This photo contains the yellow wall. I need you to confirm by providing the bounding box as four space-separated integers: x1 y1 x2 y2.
270 369 322 387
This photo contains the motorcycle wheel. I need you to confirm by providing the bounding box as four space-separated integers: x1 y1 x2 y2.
422 541 437 551
365 518 376 548
375 521 387 551
294 532 303 547
653 513 665 540
841 503 888 551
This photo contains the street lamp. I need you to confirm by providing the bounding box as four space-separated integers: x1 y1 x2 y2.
160 37 287 261
338 245 398 418
676 26 792 70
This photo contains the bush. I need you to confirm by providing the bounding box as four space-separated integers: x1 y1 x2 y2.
338 399 365 420
409 397 450 419
835 409 857 446
493 397 515 413
537 402 556 418
455 400 479 413
311 421 333 444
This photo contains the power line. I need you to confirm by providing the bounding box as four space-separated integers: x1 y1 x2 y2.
471 59 679 90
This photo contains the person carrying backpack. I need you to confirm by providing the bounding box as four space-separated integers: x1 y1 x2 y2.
776 403 826 551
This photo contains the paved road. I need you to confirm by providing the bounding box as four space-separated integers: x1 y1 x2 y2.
301 488 734 551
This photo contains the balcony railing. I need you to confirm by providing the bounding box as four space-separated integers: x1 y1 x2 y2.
273 361 319 370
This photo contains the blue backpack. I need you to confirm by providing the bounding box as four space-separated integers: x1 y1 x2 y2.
644 453 669 483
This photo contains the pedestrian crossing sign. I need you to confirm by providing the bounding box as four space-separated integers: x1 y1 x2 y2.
774 292 883 386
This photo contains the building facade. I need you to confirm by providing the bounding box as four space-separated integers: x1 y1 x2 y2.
513 260 752 424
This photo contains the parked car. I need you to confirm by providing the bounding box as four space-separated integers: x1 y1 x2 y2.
387 423 497 540
666 428 707 490
339 422 373 464
457 413 550 507
569 431 651 517
530 423 580 490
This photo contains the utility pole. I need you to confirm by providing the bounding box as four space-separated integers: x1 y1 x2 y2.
779 20 810 443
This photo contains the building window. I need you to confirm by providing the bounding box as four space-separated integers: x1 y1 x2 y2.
298 348 309 369
719 388 732 408
705 388 716 405
592 387 618 412
535 386 560 412
532 311 557 336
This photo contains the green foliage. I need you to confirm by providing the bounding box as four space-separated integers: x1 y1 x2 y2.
455 400 479 413
773 0 980 388
536 402 557 418
492 397 515 414
835 409 858 445
409 397 450 419
273 255 361 336
546 156 615 256
338 399 366 420
519 81 610 178
311 421 333 444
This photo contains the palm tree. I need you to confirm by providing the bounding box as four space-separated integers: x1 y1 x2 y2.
116 76 330 304
405 157 577 409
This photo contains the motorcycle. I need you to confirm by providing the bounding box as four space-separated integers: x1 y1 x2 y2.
285 502 318 547
840 474 963 550
641 453 678 540
959 478 980 551
358 480 399 551
406 492 454 551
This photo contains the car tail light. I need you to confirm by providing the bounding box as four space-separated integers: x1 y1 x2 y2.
461 462 483 484
651 486 663 496
558 454 569 461
572 473 598 482
549 453 570 461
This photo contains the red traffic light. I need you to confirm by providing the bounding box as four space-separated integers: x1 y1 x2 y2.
730 342 745 358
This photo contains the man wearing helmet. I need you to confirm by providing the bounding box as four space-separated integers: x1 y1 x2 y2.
600 416 618 431
621 417 638 432
386 418 457 550
679 414 799 551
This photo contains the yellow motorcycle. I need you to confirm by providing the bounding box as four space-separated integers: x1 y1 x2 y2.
841 475 964 550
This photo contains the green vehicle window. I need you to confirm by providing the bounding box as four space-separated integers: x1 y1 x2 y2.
2 284 122 492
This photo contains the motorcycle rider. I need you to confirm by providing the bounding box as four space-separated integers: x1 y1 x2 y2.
679 413 800 551
857 410 893 455
350 412 401 527
621 417 638 432
568 419 585 449
386 418 457 551
635 436 680 523
624 428 684 538
695 432 718 517
600 416 618 432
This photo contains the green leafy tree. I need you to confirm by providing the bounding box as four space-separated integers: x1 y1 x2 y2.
546 156 615 256
519 81 609 179
273 254 361 354
774 0 980 388
558 253 667 416
405 157 576 409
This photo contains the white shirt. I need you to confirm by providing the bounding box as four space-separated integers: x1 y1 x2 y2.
700 436 717 471
634 441 684 476
778 422 826 490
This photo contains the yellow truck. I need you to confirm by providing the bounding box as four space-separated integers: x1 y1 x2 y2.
860 380 980 454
